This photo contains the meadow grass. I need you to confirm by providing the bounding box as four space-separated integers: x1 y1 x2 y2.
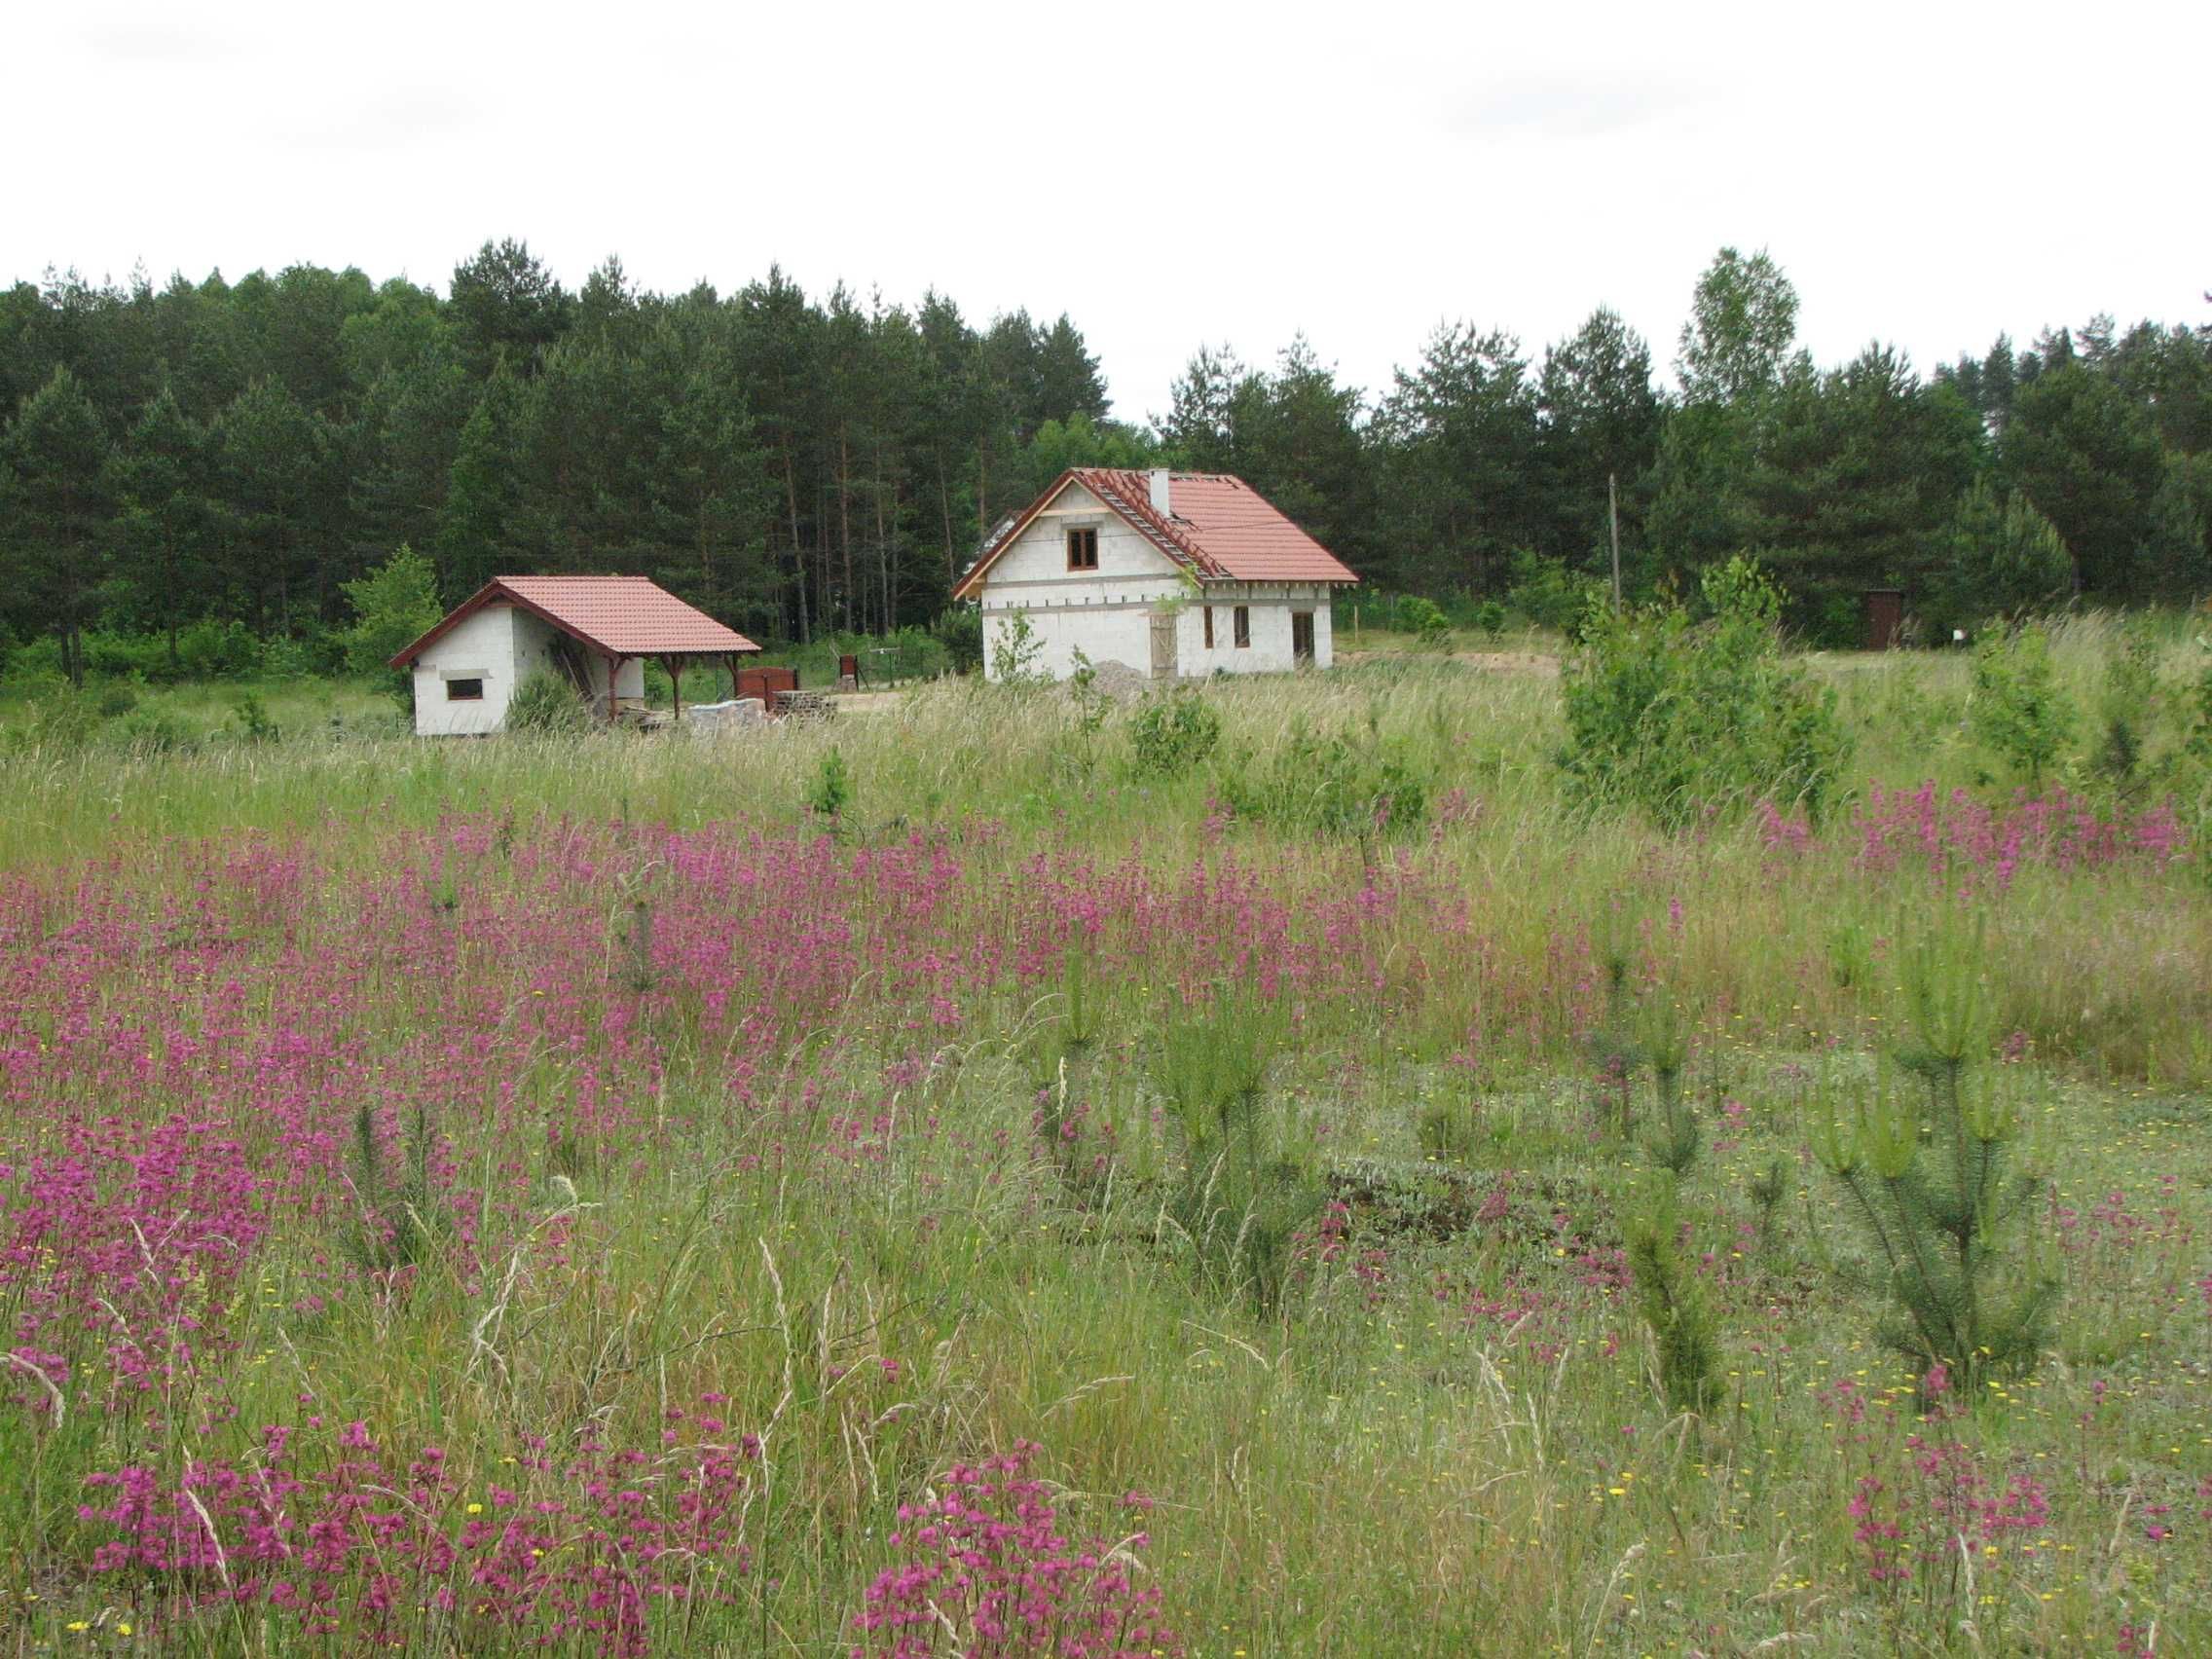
1 627 2209 1655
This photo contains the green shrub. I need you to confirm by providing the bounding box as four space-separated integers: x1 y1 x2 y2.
344 1103 450 1274
229 691 279 744
506 670 593 735
84 632 173 682
175 618 265 680
2 689 101 753
1969 621 2075 786
1398 595 1452 648
2091 621 2160 792
804 746 854 826
1126 687 1221 777
931 606 983 676
258 636 319 681
1223 721 1430 838
4 637 66 684
106 710 194 755
1505 549 1597 634
988 609 1046 685
1472 599 1507 642
1639 997 1699 1175
93 679 140 719
1416 1091 1484 1161
1558 555 1850 829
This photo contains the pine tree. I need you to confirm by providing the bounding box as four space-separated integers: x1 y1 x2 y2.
2140 454 2211 600
1374 322 1534 591
1536 308 1663 572
110 386 215 668
449 239 572 376
1 365 114 685
1035 313 1109 426
213 378 335 632
1933 479 2075 633
435 372 527 602
2003 362 2163 598
1815 926 2057 1385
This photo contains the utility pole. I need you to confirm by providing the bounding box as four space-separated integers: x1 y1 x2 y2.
1607 471 1623 613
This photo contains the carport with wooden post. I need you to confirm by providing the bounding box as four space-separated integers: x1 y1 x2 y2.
387 574 764 735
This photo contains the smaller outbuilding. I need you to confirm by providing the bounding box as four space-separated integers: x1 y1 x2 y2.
389 575 760 736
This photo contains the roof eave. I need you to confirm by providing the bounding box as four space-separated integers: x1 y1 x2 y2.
391 578 767 667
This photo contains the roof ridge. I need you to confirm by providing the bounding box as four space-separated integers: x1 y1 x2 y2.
950 465 1357 600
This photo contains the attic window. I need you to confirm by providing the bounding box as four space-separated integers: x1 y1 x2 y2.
445 678 485 702
1066 527 1099 571
1233 606 1251 648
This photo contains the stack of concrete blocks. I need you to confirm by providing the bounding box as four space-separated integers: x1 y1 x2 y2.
684 697 767 733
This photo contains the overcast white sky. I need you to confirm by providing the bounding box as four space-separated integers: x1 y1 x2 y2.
9 0 2206 423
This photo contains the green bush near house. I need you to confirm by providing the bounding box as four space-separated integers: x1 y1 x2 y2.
505 670 594 735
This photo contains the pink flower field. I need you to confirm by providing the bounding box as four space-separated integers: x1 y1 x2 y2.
1 765 2208 1654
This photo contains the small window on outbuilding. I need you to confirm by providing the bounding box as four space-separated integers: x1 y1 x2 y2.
445 678 485 701
1202 606 1215 648
1233 606 1251 648
1066 527 1099 571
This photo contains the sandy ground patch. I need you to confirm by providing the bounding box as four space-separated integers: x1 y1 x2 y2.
1338 649 1561 677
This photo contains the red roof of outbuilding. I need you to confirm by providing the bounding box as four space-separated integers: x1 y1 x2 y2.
388 575 760 668
950 469 1359 599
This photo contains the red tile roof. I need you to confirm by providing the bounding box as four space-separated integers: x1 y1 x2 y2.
389 576 760 668
951 469 1359 599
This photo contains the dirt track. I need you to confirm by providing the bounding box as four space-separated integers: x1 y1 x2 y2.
1337 649 1561 677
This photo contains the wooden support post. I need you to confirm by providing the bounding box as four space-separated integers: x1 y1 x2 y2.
606 654 619 722
666 654 687 722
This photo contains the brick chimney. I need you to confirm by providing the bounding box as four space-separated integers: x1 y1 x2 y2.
1148 468 1172 516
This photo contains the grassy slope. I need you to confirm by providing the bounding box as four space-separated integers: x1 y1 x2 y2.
0 625 2207 1655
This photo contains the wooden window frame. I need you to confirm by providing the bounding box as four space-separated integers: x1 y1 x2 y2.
1233 606 1251 648
445 677 485 702
1202 606 1214 649
1065 527 1099 571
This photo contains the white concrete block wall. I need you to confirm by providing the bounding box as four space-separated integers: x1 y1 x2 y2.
411 606 519 735
983 605 1156 682
1185 588 1337 675
410 604 650 733
979 483 1195 682
512 610 565 687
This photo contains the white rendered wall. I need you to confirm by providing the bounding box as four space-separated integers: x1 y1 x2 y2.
411 606 519 735
976 481 1344 682
596 656 645 704
1182 587 1336 675
410 605 649 733
512 609 565 687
